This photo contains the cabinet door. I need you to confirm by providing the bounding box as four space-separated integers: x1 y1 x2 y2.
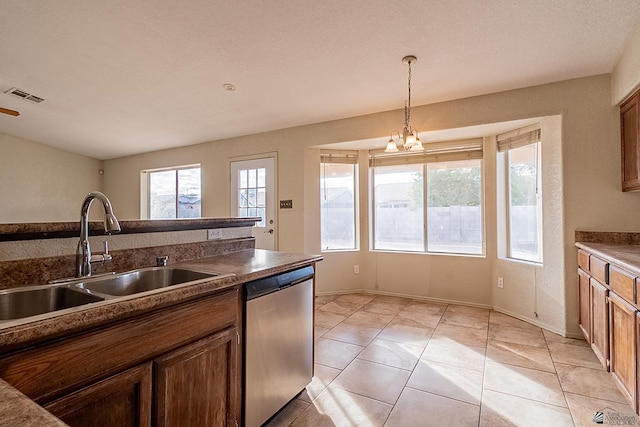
609 292 637 409
636 312 640 414
578 269 591 342
43 362 152 427
621 91 640 191
591 278 610 369
155 328 239 427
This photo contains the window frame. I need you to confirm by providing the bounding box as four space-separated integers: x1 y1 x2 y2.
369 138 485 256
425 159 484 255
141 164 202 220
497 127 543 264
371 163 426 253
320 150 359 252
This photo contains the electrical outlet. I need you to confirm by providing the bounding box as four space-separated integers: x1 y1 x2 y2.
498 277 504 288
208 229 223 240
354 265 360 274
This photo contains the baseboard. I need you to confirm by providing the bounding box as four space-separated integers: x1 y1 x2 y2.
315 288 576 338
491 306 567 337
318 288 488 310
363 289 494 310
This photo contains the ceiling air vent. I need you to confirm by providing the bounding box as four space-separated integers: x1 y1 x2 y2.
4 87 45 103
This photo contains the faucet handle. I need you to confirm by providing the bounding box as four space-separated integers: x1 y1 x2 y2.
90 240 113 264
102 240 112 261
156 256 168 267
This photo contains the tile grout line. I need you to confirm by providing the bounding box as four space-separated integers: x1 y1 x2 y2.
382 301 450 427
476 308 491 427
315 295 630 426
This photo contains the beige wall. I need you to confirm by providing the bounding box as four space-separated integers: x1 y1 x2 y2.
0 72 631 336
612 19 640 105
102 74 630 336
0 133 103 222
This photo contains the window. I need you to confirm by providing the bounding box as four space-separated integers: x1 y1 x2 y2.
427 159 482 254
498 128 542 263
370 138 483 255
373 164 424 251
237 167 267 227
320 151 358 251
145 165 201 219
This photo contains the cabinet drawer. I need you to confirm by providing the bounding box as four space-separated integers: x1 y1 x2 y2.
610 266 636 305
578 250 590 271
590 255 609 286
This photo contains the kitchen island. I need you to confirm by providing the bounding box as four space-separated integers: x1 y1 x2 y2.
0 219 321 426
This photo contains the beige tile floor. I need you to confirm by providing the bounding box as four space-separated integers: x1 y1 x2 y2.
264 293 640 427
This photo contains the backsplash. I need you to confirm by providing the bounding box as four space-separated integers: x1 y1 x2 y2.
0 238 254 289
0 218 259 289
0 227 251 262
575 231 640 245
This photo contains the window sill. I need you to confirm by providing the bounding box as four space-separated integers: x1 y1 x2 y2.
371 249 486 258
498 256 543 267
321 249 360 254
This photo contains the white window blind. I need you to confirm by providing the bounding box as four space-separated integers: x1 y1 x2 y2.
369 138 483 167
320 150 359 164
497 126 541 152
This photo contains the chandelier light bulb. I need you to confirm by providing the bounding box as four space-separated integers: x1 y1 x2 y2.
384 137 399 153
405 131 417 146
410 137 424 152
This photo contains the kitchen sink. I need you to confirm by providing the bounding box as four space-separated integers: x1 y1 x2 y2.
70 267 221 297
0 285 104 321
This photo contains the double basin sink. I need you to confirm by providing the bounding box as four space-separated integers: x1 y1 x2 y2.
0 267 227 322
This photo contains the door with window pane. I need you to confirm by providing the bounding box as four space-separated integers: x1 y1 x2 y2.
230 158 276 250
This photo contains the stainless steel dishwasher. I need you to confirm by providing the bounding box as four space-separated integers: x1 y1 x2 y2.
244 265 314 427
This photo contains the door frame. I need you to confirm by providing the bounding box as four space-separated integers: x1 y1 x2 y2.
229 152 278 250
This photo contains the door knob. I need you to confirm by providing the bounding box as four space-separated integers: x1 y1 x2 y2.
264 229 274 234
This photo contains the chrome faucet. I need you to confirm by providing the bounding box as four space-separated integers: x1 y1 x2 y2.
76 192 121 277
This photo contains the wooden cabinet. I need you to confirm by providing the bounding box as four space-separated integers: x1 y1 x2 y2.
590 277 610 369
155 328 239 427
609 292 637 408
577 249 610 369
44 363 152 427
577 246 640 415
578 268 591 342
0 288 242 427
621 88 640 191
610 265 637 305
636 312 640 413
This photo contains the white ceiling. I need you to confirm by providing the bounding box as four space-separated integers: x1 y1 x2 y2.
0 1 639 160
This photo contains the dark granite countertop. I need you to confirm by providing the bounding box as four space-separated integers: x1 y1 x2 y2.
0 217 260 241
0 379 67 427
0 248 322 426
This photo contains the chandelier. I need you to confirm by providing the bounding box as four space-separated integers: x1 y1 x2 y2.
384 55 424 153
